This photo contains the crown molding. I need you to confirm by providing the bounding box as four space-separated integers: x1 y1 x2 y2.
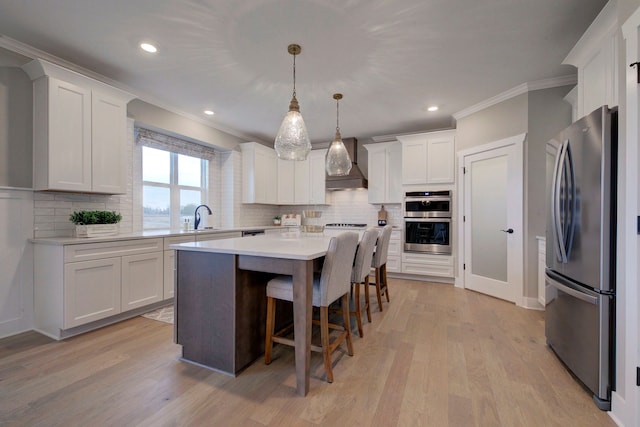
0 35 265 144
452 75 577 120
563 0 618 67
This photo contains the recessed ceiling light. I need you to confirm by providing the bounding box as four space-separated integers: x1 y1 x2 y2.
204 110 215 116
427 106 439 112
140 43 157 53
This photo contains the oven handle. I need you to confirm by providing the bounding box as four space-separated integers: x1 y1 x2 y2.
404 217 452 223
404 197 451 203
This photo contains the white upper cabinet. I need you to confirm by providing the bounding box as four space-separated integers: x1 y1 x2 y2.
277 156 310 204
277 159 295 204
563 1 618 119
240 142 278 204
91 91 128 193
242 144 326 205
23 59 134 194
308 149 327 205
364 141 402 204
273 149 326 205
398 130 455 185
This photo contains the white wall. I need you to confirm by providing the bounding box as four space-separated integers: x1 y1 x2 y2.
455 87 573 302
0 66 32 188
0 189 33 338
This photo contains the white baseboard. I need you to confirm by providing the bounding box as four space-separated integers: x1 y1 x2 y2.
519 297 544 310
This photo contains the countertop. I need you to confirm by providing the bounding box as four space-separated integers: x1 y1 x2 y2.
30 224 400 246
29 226 279 246
170 232 335 260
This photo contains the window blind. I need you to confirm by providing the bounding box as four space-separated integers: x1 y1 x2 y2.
135 127 216 160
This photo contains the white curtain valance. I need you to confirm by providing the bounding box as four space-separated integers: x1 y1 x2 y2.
135 127 216 161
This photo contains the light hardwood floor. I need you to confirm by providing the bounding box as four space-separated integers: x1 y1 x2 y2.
0 279 615 426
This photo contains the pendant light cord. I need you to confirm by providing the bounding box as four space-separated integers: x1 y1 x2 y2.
292 52 296 98
336 97 340 132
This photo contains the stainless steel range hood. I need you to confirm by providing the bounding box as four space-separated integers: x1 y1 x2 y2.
325 137 368 190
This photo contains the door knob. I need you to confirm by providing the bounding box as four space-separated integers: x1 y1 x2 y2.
501 228 514 234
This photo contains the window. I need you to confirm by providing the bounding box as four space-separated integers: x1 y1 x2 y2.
142 146 208 229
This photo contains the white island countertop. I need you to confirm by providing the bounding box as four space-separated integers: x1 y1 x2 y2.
170 232 337 260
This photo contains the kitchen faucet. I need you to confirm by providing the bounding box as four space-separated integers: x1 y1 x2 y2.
194 204 212 230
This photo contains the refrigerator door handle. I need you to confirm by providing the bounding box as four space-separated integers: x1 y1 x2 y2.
564 140 577 260
552 139 569 263
547 273 598 305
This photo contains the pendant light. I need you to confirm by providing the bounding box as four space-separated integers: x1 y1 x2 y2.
274 44 312 161
325 93 352 176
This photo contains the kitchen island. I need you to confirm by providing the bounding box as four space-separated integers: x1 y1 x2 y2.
171 232 334 397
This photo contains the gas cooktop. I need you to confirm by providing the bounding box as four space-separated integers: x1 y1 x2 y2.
325 223 367 228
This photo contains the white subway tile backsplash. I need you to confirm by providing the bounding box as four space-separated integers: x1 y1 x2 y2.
34 208 54 216
34 200 73 209
33 193 55 201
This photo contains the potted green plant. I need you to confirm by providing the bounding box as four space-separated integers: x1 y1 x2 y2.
273 216 281 226
69 210 122 237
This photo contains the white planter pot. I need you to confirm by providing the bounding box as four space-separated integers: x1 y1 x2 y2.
75 224 119 238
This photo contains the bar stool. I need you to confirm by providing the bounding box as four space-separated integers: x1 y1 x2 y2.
370 225 392 312
264 232 359 383
349 227 379 337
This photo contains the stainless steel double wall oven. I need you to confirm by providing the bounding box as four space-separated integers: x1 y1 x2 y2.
404 190 452 254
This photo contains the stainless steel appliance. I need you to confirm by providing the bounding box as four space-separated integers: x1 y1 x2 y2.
545 105 617 411
404 191 452 254
404 190 451 217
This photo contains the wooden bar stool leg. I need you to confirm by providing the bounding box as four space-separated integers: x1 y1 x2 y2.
264 296 275 364
364 276 372 322
341 293 354 356
353 282 363 337
320 306 333 383
374 267 383 312
383 264 390 302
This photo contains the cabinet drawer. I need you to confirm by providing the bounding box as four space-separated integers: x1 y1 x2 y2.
402 253 453 266
64 238 163 263
402 262 454 277
387 256 401 273
164 235 195 250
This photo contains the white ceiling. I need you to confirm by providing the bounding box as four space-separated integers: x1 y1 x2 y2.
0 0 607 144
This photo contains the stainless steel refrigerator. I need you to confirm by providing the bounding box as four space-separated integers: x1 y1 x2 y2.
546 105 617 411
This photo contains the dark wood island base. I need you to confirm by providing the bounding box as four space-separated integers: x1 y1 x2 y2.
175 251 296 375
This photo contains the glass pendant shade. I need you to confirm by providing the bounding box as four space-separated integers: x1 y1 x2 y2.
274 96 312 161
274 44 311 161
325 130 352 176
326 92 352 176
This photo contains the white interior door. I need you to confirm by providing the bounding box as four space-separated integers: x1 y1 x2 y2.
462 136 523 303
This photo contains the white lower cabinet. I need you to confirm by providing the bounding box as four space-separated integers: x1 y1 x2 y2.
121 252 164 311
386 229 402 273
34 237 164 339
402 252 454 278
64 257 122 328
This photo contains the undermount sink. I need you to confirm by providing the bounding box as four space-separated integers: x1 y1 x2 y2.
194 227 220 232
